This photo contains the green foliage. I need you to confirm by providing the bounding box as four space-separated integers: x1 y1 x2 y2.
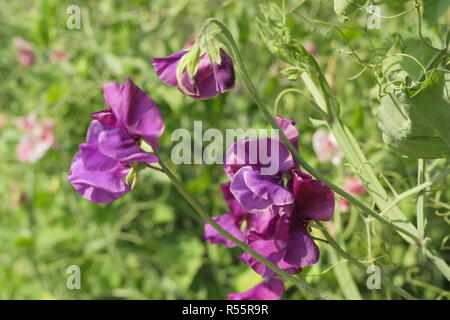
0 0 448 300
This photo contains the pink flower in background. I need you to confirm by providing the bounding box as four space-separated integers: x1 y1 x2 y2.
312 128 343 165
14 114 55 163
228 278 284 300
50 50 69 63
13 37 36 68
304 42 316 55
339 179 366 213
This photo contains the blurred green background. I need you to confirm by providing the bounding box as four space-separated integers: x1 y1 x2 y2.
0 0 448 299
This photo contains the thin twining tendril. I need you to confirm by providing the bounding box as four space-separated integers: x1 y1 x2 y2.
273 88 328 119
354 0 416 19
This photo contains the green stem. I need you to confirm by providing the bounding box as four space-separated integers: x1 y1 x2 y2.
315 222 417 300
154 153 332 300
417 159 425 253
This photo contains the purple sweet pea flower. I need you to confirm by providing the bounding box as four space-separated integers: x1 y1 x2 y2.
241 170 334 277
223 117 299 214
228 278 284 300
152 48 235 99
69 77 164 204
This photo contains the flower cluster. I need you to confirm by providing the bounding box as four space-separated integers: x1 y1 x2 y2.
68 77 164 204
204 117 335 299
68 38 336 300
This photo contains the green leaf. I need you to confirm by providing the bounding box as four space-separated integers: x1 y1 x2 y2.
382 36 437 86
334 0 368 23
378 89 450 158
411 71 450 149
423 0 450 27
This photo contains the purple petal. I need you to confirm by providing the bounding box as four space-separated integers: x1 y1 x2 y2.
212 49 236 93
242 233 302 278
103 77 164 149
98 127 158 164
275 116 299 151
151 51 187 87
68 152 130 204
220 183 247 218
275 116 299 167
179 50 235 100
283 224 320 267
224 138 294 179
79 120 117 171
91 109 117 127
228 278 284 300
203 213 245 248
289 170 335 221
230 167 272 213
244 169 294 206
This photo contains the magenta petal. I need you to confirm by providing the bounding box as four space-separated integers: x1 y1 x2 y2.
242 233 302 278
283 225 320 267
228 278 284 300
220 183 247 218
247 208 279 236
212 49 236 93
290 170 335 221
98 128 158 164
151 50 187 86
224 138 294 179
91 109 117 127
275 116 299 151
203 213 245 248
230 167 272 213
68 153 130 204
244 169 294 206
79 120 117 171
179 50 235 100
103 77 164 149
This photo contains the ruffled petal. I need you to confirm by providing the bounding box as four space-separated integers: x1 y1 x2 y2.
228 278 284 300
289 169 335 221
98 127 158 165
224 138 294 179
244 169 294 206
242 233 302 278
283 225 320 267
103 77 164 149
68 152 130 204
151 51 187 86
220 182 247 218
203 213 245 248
230 166 272 213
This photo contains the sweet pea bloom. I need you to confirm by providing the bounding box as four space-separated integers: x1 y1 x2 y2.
312 128 343 165
242 170 334 278
152 48 235 99
223 117 298 214
339 178 366 213
13 37 36 68
15 114 55 163
228 278 284 300
68 77 164 204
